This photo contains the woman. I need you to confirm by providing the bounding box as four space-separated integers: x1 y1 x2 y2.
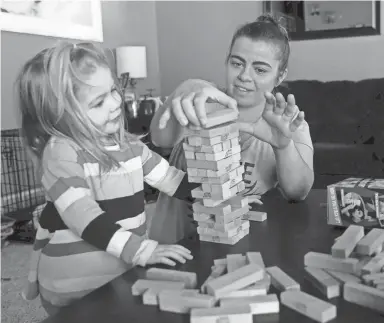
149 14 314 243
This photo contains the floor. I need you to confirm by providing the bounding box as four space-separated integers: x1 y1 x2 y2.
1 202 157 323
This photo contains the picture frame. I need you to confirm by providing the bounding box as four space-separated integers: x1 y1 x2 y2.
0 0 103 42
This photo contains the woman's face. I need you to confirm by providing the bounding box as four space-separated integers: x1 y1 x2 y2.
225 37 285 110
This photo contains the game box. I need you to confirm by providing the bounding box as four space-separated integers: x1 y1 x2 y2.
327 177 384 228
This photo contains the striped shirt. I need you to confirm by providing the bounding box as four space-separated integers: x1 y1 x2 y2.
23 136 197 307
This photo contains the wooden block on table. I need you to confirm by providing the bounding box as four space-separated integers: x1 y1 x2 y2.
142 285 189 305
304 267 340 298
356 228 384 256
343 282 384 314
362 272 384 285
266 266 300 291
252 273 271 290
205 264 264 298
197 221 249 238
280 290 337 323
199 227 249 245
226 254 247 273
201 264 227 293
220 294 279 315
204 105 239 128
355 256 373 276
324 269 362 285
373 278 384 287
245 252 265 268
186 121 237 138
243 211 267 222
361 252 384 275
190 305 253 323
304 251 359 274
158 289 216 314
131 279 185 296
331 225 364 258
219 284 267 299
145 268 197 289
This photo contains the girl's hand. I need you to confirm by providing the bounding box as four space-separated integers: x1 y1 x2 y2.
146 244 193 266
159 86 238 130
237 92 305 149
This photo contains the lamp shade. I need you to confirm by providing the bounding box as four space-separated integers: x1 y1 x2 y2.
116 46 147 78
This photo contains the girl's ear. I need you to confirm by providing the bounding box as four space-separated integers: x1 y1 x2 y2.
275 68 288 87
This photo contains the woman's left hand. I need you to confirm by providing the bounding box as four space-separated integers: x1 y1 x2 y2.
237 92 305 149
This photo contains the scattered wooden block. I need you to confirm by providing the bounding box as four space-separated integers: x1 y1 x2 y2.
355 256 373 276
158 289 216 314
219 284 267 298
281 290 337 323
131 279 185 296
362 272 384 285
304 251 359 274
145 268 197 289
266 266 300 291
220 294 279 315
190 305 253 323
304 267 341 298
325 269 362 285
361 252 384 275
142 285 190 305
205 264 264 298
356 228 384 256
331 225 364 258
201 264 227 293
226 254 247 272
343 282 384 314
243 211 267 222
245 252 265 268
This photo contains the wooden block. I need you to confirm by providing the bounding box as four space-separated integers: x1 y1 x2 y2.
183 141 223 154
331 225 364 258
199 227 249 245
187 166 242 184
243 211 267 222
252 273 271 290
145 268 197 288
373 279 384 287
195 145 241 162
226 254 247 273
376 283 384 290
190 305 253 323
193 200 232 216
304 251 359 274
131 279 185 296
198 217 244 233
142 285 188 305
214 258 227 266
204 105 239 128
206 162 241 177
343 282 384 314
186 152 240 171
219 284 267 299
281 290 337 323
158 289 216 313
361 252 384 274
356 228 384 256
325 269 362 285
202 176 242 194
362 272 384 285
304 267 341 298
245 252 265 268
266 266 300 291
186 121 237 138
195 205 249 225
220 294 279 315
201 264 227 293
205 264 264 298
355 256 373 276
197 220 249 239
187 130 239 147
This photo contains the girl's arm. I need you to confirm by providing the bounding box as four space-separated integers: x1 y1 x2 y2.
39 141 158 267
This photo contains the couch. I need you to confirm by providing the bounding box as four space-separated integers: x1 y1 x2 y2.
278 77 384 187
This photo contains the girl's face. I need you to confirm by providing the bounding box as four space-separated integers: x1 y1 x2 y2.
225 37 286 110
77 66 122 135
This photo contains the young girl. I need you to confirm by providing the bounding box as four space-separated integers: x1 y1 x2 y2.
19 42 196 315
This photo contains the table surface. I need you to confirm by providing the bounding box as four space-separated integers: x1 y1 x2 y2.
42 189 384 323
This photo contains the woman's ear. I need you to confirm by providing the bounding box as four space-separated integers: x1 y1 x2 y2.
275 68 288 87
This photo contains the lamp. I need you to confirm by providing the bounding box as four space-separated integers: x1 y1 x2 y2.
116 46 147 118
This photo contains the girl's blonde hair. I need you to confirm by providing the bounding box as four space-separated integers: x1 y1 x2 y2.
17 41 134 171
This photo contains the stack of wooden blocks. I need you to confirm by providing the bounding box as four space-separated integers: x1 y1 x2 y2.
182 103 253 245
302 225 384 317
131 226 384 322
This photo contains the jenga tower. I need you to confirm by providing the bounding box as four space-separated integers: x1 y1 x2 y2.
183 103 250 245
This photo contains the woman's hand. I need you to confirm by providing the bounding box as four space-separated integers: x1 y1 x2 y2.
146 244 193 266
158 86 238 130
237 92 305 149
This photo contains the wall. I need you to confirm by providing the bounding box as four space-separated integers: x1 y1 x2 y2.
1 1 160 130
155 1 263 96
286 2 384 81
